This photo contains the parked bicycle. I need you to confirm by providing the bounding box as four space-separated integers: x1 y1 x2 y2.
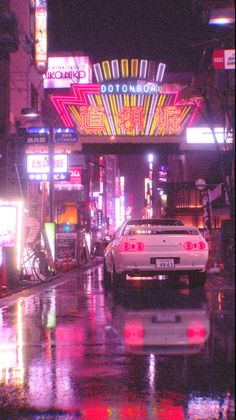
20 241 55 282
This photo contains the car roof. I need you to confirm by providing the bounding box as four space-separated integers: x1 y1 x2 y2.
125 219 184 226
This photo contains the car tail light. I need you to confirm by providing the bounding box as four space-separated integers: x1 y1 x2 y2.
197 241 206 250
121 241 144 251
183 241 193 250
183 241 206 251
124 321 144 345
136 242 144 251
187 323 207 343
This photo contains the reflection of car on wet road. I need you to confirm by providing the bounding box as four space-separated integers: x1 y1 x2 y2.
106 290 210 355
104 219 209 290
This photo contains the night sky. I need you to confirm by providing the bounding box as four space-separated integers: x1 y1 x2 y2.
47 0 216 71
46 0 227 217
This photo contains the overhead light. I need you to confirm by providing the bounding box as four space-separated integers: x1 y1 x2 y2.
21 108 40 118
209 7 235 25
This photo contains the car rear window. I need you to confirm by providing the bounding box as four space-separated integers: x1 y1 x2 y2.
124 226 199 236
126 219 184 226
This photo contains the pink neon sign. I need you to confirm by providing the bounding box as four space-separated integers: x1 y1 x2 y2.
50 83 200 136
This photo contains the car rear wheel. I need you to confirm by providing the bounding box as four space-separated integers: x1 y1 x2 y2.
188 271 206 289
111 261 126 289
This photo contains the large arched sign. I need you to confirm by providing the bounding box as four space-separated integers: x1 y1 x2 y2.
50 59 200 140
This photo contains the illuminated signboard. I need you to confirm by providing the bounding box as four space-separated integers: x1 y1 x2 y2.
27 127 78 144
186 127 233 144
55 128 78 143
27 127 49 144
43 55 92 88
54 167 82 190
212 49 235 70
27 154 68 173
50 59 200 137
69 167 82 184
28 173 70 181
0 200 24 270
35 0 47 74
0 205 17 247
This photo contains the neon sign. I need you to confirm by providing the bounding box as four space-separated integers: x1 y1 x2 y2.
43 56 91 88
27 154 68 174
100 82 160 94
50 59 200 137
35 0 47 74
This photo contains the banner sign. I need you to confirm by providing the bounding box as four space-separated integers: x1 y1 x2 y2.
55 129 78 143
43 55 91 88
27 132 49 144
69 167 82 184
224 49 235 70
187 127 233 144
0 205 17 247
212 49 235 70
0 201 23 255
50 58 199 138
27 172 70 181
35 0 47 74
26 127 78 144
27 154 68 174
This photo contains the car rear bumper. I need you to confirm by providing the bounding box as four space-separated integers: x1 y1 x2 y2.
115 251 208 274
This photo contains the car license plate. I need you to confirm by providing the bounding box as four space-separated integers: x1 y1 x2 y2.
151 313 180 323
155 258 175 268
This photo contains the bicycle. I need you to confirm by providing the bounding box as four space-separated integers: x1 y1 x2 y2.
20 242 54 282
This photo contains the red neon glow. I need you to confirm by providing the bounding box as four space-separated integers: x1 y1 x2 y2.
155 106 182 133
50 84 100 126
121 241 144 251
50 84 201 135
80 105 106 132
69 167 82 184
118 106 144 131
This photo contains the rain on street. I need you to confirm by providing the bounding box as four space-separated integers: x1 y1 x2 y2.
0 262 235 419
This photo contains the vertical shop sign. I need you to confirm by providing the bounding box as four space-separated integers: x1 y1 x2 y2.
35 0 47 74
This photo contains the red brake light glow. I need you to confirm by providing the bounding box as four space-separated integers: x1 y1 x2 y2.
183 241 193 250
136 242 144 251
121 241 144 251
183 241 206 251
124 321 145 345
187 323 207 342
197 241 206 250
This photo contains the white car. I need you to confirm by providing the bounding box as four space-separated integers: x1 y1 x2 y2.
104 219 209 289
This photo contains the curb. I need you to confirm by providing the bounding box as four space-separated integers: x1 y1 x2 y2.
0 258 101 301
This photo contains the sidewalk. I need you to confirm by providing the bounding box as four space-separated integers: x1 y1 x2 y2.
0 273 62 300
0 258 101 300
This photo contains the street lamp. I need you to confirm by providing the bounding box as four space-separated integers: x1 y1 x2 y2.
208 7 235 25
21 108 40 118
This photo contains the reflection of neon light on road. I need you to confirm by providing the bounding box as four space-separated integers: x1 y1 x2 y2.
0 300 24 385
17 299 24 384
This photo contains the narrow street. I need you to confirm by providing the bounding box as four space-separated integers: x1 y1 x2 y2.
0 262 235 418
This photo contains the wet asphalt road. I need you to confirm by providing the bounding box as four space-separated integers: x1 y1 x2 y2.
0 261 235 419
